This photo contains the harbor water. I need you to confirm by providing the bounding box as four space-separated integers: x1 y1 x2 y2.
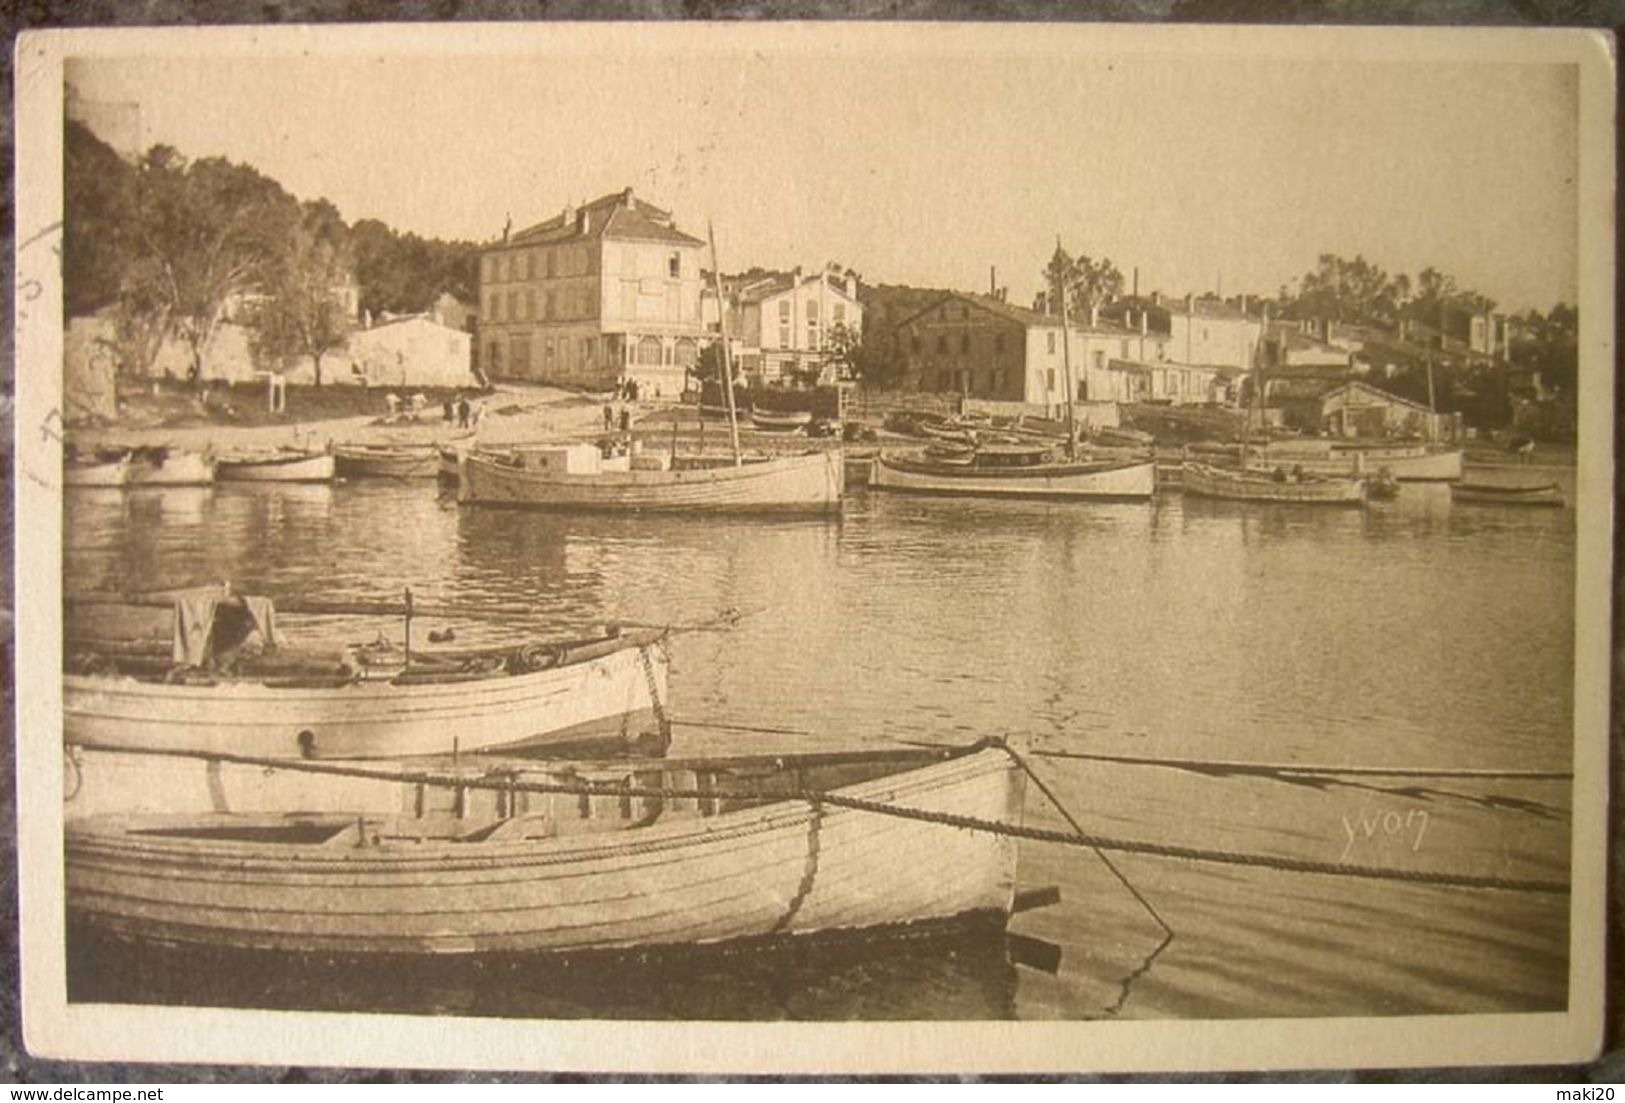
62 473 1577 1021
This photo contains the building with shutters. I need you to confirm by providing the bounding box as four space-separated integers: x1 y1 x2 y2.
476 188 706 396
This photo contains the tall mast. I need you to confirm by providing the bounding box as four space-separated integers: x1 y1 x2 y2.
1056 237 1078 459
707 221 743 467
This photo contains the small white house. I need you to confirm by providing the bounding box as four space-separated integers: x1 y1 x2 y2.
343 315 477 389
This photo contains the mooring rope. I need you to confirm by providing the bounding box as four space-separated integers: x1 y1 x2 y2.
70 742 1569 895
1030 747 1573 781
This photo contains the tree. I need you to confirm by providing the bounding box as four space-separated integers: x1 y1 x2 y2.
125 148 295 384
64 121 138 319
252 199 355 386
1293 253 1403 326
1040 243 1124 319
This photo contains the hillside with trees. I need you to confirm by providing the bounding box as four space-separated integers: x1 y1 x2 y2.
64 120 481 383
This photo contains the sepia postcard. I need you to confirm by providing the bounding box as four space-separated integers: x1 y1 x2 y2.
13 21 1614 1075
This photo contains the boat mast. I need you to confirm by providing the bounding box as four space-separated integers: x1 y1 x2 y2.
1056 237 1078 460
708 221 744 467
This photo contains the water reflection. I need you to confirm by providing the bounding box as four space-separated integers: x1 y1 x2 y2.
61 476 1578 1020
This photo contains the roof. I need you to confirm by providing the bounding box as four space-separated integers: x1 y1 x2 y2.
895 291 1167 339
1103 295 1257 321
500 188 704 250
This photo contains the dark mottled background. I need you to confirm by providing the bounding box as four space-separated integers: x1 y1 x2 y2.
3 0 1621 1085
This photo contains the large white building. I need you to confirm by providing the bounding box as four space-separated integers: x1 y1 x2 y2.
477 188 706 396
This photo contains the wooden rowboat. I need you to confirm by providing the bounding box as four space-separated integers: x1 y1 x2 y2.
873 445 1155 500
217 448 336 483
65 593 671 760
1450 481 1566 507
65 456 130 488
1181 462 1366 505
127 448 216 487
65 741 1024 956
459 447 844 516
333 443 441 480
749 408 814 432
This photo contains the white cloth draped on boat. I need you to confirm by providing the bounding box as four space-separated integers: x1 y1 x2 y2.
171 589 284 668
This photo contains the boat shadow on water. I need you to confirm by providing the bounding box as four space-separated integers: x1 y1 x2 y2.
66 914 1022 1021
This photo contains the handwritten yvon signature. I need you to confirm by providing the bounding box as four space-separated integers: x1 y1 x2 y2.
1339 803 1430 862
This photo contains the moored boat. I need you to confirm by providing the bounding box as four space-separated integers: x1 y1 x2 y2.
334 443 441 480
64 590 671 760
1191 439 1464 482
749 408 814 433
64 456 131 488
459 444 844 515
872 443 1155 500
126 447 215 487
217 447 336 483
1449 480 1566 507
65 740 1024 956
1181 461 1366 505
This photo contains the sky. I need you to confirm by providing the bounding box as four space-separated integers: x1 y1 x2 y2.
65 32 1581 313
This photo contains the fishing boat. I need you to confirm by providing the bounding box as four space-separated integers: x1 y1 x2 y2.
749 408 814 433
333 442 441 480
1181 461 1367 505
460 226 843 517
126 447 215 487
1450 481 1566 508
216 447 336 483
1240 439 1463 482
64 740 1024 956
459 445 844 515
873 443 1156 500
64 590 671 760
64 455 131 488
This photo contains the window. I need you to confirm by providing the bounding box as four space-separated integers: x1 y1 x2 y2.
546 250 556 278
807 301 819 322
527 252 537 280
1120 340 1130 359
960 333 971 353
936 335 949 354
482 256 494 282
994 333 1005 354
637 336 663 365
507 291 517 320
675 338 698 368
490 294 502 322
833 304 846 325
1093 350 1105 372
544 338 555 361
1047 332 1056 353
543 291 553 320
582 337 594 364
1047 368 1056 392
959 305 969 320
524 290 535 320
779 325 791 348
487 342 502 373
484 292 496 320
779 300 792 320
668 252 681 278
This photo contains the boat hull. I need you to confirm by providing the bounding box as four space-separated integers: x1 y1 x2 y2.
65 461 130 488
217 453 336 483
1450 482 1565 507
65 747 1024 956
871 454 1155 500
459 450 844 515
64 633 670 761
749 410 813 432
334 446 440 479
128 452 215 487
1182 462 1366 504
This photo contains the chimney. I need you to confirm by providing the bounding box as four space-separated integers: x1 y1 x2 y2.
989 265 997 297
1241 294 1249 315
1151 290 1161 307
1140 311 1148 336
1089 302 1099 328
562 201 575 227
622 186 635 207
845 273 857 299
1132 267 1139 299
